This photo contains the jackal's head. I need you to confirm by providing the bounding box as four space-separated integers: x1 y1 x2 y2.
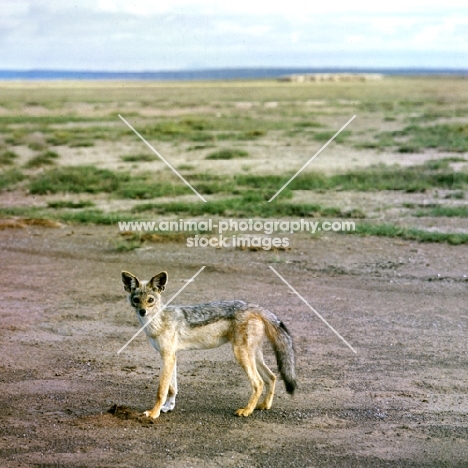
121 271 168 318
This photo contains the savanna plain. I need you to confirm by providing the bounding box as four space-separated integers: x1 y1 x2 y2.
0 77 467 467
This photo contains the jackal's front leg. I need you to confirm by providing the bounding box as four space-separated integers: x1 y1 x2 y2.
161 361 177 413
144 352 176 419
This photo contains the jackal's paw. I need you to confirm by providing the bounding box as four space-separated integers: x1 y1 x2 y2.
143 409 160 419
256 401 272 410
235 408 253 417
161 399 176 413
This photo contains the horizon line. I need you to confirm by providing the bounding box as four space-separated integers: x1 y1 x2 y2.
1 66 467 77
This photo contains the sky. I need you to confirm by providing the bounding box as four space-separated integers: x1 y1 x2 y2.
1 0 467 71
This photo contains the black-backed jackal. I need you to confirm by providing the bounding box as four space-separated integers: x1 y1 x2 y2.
121 271 296 418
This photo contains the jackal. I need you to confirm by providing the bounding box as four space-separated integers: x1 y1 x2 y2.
121 270 296 418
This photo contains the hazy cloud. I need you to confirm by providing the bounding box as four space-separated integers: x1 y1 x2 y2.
0 1 466 70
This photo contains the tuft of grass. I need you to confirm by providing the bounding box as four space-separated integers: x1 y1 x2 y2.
141 119 214 142
0 115 104 125
46 131 95 147
217 130 266 141
58 210 127 225
116 181 189 199
29 165 195 199
0 206 136 226
369 124 468 153
415 205 468 217
114 239 142 252
31 160 462 200
294 120 323 128
46 131 73 146
28 141 47 151
0 150 18 165
0 169 25 190
423 157 466 170
403 124 468 153
69 140 94 147
347 222 468 245
234 162 468 193
132 192 356 218
4 132 26 146
311 130 351 143
121 153 158 163
24 150 59 168
47 200 95 209
206 148 249 160
187 144 216 151
444 191 465 200
29 166 128 194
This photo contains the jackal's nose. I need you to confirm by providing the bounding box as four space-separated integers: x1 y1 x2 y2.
138 309 146 317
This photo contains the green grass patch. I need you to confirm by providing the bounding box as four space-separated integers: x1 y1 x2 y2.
139 117 269 143
444 191 465 200
294 120 323 128
24 150 60 168
140 119 213 142
217 130 266 141
0 116 104 125
28 141 48 151
415 205 468 217
58 210 130 225
408 107 468 123
47 200 95 209
311 130 351 143
29 166 128 194
4 131 27 146
116 180 189 199
121 153 158 162
188 173 239 196
46 131 74 146
69 139 94 147
0 169 25 190
30 160 463 200
422 157 466 170
0 206 136 225
178 164 195 170
0 150 18 165
348 222 468 245
234 162 468 193
369 123 468 153
44 127 122 147
206 149 249 160
187 144 216 151
29 165 192 199
132 193 357 218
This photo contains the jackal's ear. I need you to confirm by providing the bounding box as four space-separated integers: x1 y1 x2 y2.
122 271 140 292
148 271 168 292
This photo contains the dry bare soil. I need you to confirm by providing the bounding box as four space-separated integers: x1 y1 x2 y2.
1 224 467 467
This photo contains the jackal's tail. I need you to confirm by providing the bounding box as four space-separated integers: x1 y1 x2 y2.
263 314 297 394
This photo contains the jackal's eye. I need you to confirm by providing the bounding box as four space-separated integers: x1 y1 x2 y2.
147 297 155 304
132 297 140 304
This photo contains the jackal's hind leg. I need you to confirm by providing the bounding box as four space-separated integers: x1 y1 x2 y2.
255 350 276 410
233 345 264 417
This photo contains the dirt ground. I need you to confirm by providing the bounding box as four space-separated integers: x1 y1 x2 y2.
1 224 467 467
